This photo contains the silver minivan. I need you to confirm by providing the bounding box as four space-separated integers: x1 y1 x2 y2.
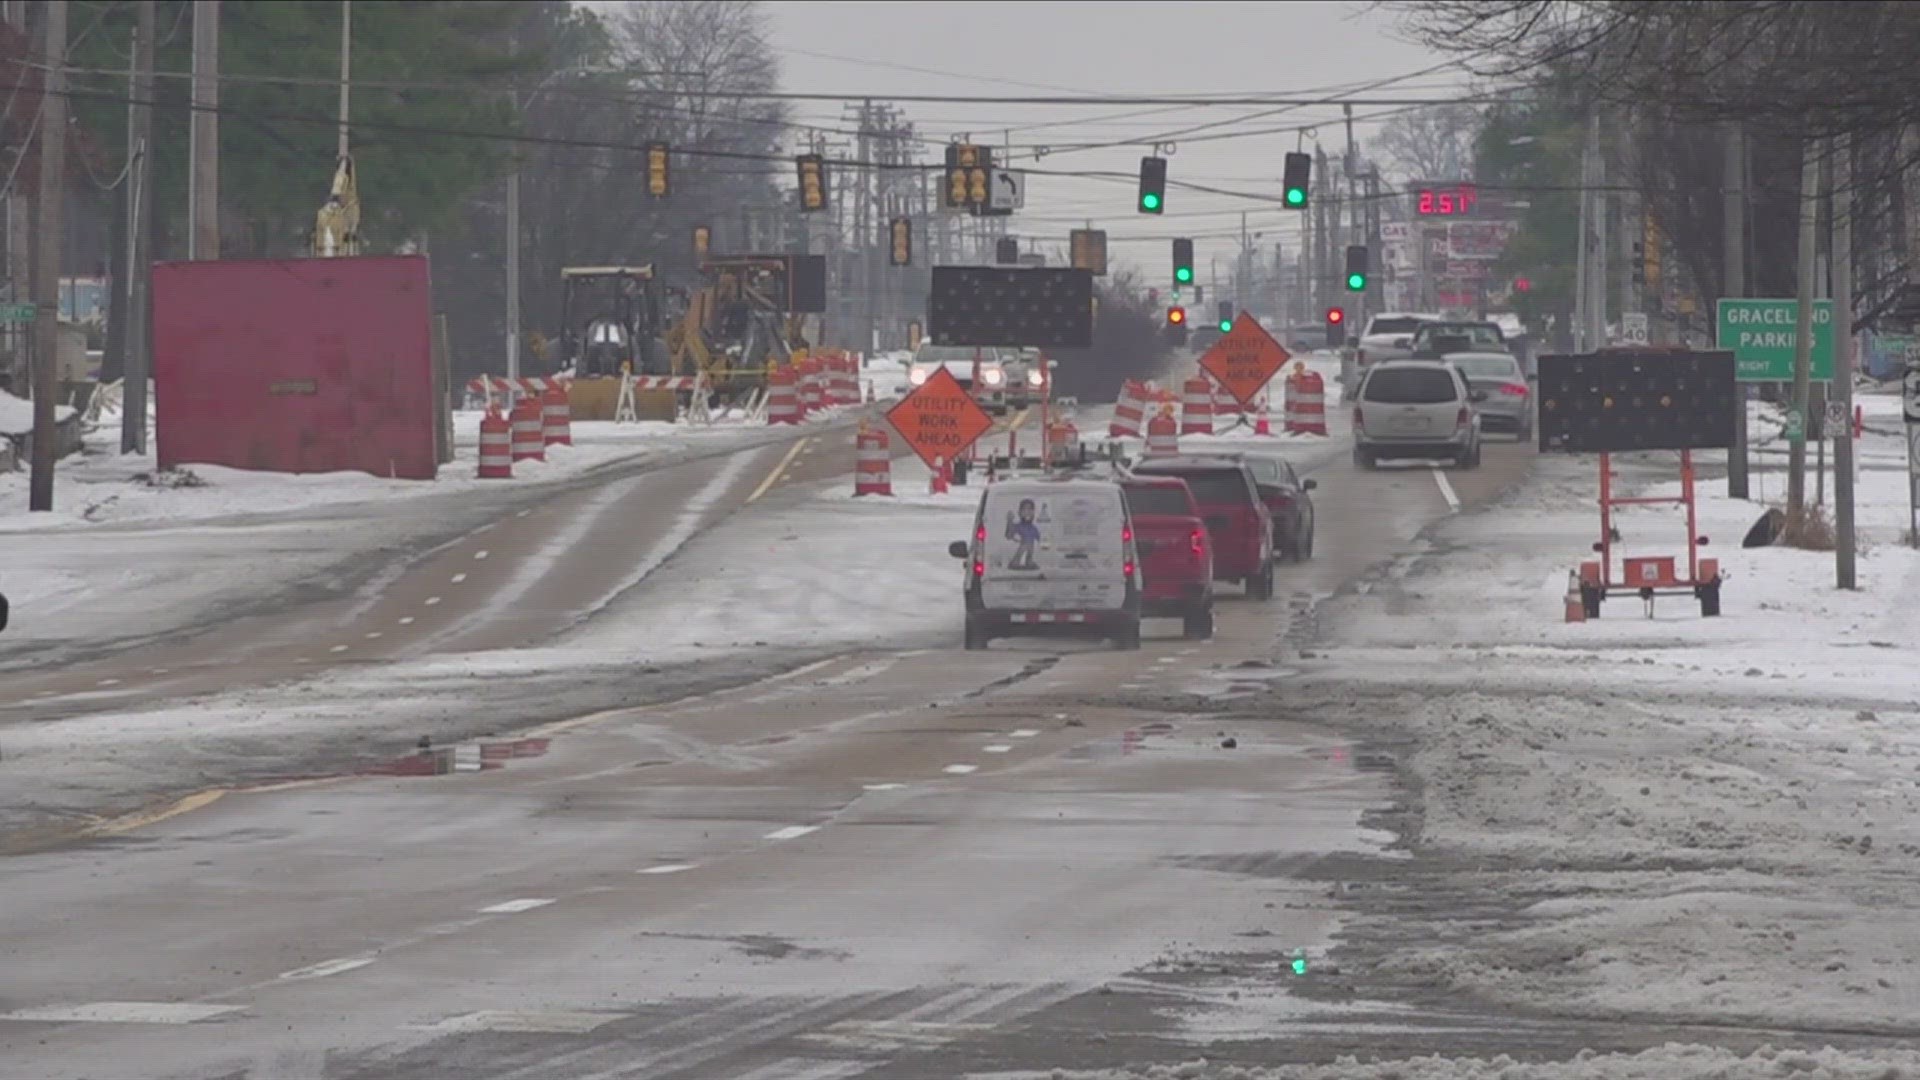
1352 360 1484 470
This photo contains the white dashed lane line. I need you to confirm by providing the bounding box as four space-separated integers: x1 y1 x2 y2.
425 597 442 606
278 956 375 982
1009 729 1039 738
97 678 120 687
862 783 907 792
1431 466 1462 511
365 632 383 640
398 616 415 625
329 645 349 654
943 764 979 775
765 825 819 841
451 573 468 584
983 745 1012 754
478 898 554 914
474 550 490 560
637 864 695 875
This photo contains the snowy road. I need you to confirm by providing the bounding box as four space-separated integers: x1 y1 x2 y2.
0 404 1535 1077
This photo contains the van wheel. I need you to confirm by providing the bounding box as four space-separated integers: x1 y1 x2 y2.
1182 605 1215 640
1113 618 1142 651
963 617 990 651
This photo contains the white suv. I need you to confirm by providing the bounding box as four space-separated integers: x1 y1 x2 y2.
1352 360 1484 470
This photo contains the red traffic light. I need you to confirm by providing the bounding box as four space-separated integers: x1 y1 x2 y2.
1166 306 1187 326
1325 307 1344 324
1513 276 1532 293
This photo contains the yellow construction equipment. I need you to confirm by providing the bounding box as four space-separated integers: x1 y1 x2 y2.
312 156 360 257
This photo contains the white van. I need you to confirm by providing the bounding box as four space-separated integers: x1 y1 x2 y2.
947 477 1142 651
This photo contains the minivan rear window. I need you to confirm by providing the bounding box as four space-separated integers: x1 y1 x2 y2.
1367 317 1428 336
1135 468 1249 506
1122 486 1192 517
1364 368 1460 404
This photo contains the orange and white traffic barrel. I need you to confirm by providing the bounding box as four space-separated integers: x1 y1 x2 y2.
799 359 824 417
1253 391 1274 437
766 366 800 425
853 425 893 496
930 455 951 495
1180 375 1215 436
1109 380 1146 438
1294 367 1328 436
1144 406 1180 457
1283 366 1305 434
540 384 572 446
509 397 546 462
477 408 513 478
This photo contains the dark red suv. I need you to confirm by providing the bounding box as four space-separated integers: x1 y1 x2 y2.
1120 476 1215 639
1129 456 1275 599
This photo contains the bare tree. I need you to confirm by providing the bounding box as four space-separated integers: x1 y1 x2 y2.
1372 104 1482 183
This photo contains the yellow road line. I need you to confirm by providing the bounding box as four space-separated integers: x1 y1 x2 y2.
747 436 811 504
90 789 227 836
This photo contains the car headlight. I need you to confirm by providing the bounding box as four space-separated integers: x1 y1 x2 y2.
1027 369 1044 388
981 368 1005 387
909 367 930 386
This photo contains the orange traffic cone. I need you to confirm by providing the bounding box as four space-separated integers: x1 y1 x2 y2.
930 455 951 495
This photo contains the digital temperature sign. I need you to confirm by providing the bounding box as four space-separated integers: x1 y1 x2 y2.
1415 183 1479 217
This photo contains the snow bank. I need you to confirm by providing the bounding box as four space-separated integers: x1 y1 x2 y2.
0 410 782 531
0 388 75 434
1299 421 1920 1035
1015 1041 1920 1078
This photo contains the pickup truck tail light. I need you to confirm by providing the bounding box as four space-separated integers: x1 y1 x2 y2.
1190 529 1205 558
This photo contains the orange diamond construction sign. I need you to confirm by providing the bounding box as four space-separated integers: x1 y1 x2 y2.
886 365 995 470
1198 312 1292 407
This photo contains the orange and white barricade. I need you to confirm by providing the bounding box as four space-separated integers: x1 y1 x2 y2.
1293 367 1328 436
853 424 893 496
509 397 546 462
766 367 801 425
477 408 513 478
930 455 952 495
1144 406 1180 457
835 354 861 405
1180 375 1215 436
539 384 572 446
1253 392 1274 437
798 359 824 417
1109 380 1147 438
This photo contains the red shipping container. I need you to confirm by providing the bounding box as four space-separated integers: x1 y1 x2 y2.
152 255 437 480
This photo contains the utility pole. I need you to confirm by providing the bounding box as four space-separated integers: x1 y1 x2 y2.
1724 121 1749 499
1574 106 1592 351
29 0 68 512
2 2 26 394
1832 135 1857 588
1787 137 1818 518
122 0 156 454
1343 104 1364 331
188 0 220 260
1587 108 1608 349
336 0 350 159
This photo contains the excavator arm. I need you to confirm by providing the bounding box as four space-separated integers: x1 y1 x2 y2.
312 156 361 257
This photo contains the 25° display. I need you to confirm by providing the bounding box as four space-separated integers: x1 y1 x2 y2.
1416 184 1478 216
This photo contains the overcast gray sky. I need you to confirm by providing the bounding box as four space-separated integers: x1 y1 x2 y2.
759 1 1464 287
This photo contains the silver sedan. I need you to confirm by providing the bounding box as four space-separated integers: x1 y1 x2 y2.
1445 351 1534 440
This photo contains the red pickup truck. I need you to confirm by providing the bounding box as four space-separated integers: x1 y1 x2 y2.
1129 456 1276 600
1119 476 1215 639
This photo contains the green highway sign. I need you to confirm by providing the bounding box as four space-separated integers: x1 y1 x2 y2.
1715 298 1834 382
0 302 36 324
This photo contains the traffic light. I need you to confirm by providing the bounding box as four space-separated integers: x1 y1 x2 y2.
1513 276 1532 294
1216 300 1233 333
1172 238 1193 284
796 154 828 212
1325 306 1345 348
1166 305 1186 327
1344 245 1369 292
995 236 1019 265
944 144 990 210
1283 151 1311 208
645 142 670 199
691 224 710 262
1138 156 1167 214
889 217 912 266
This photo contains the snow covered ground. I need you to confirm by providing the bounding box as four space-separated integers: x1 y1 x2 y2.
0 409 801 531
1251 396 1920 1048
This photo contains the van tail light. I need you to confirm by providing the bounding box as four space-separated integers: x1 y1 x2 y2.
973 560 985 577
1457 406 1471 428
1122 525 1133 544
1190 529 1205 558
975 524 987 542
1500 382 1528 397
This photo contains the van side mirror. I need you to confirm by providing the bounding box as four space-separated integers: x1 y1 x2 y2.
948 541 970 559
0 590 8 633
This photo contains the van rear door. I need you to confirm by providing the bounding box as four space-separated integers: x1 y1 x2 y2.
979 485 1128 613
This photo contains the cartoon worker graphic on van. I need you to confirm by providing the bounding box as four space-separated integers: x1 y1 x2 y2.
1005 498 1043 571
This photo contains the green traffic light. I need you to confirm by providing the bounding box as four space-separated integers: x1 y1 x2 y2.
1346 272 1366 290
1141 193 1161 211
1175 267 1192 283
1218 320 1233 333
1286 188 1305 206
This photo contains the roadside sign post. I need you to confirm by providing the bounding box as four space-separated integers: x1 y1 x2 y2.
0 302 36 324
1906 367 1920 546
1716 298 1835 382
